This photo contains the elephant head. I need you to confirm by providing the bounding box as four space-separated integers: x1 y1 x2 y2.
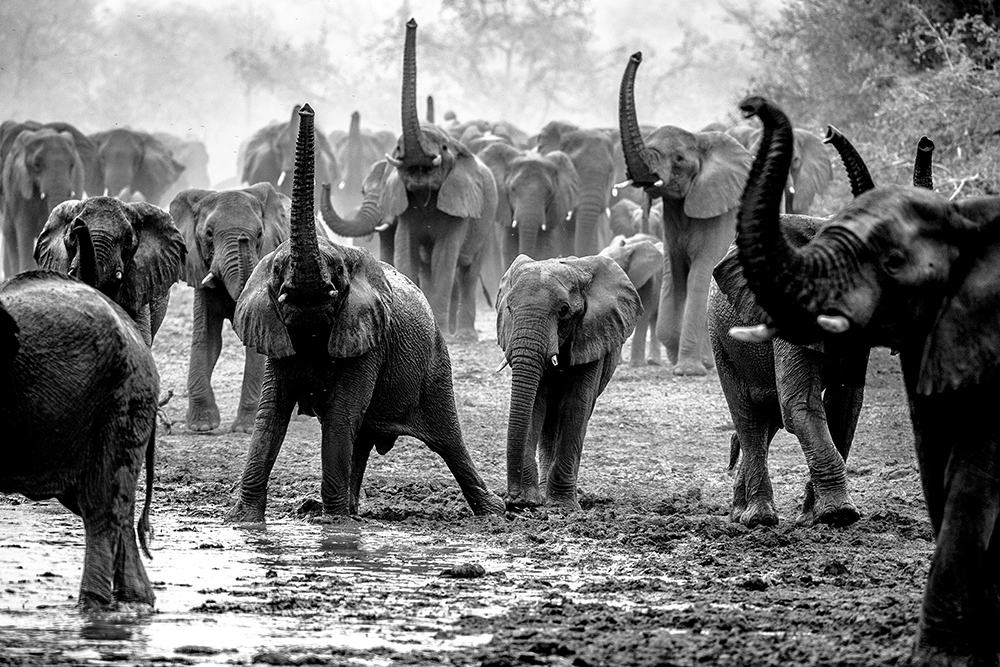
479 142 580 264
170 183 289 304
235 104 391 360
89 128 185 206
2 128 86 214
497 254 641 503
618 52 752 220
34 196 186 320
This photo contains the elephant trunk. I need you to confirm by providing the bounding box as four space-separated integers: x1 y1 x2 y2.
399 19 435 168
282 104 303 175
822 126 875 197
426 95 435 124
913 136 935 190
572 182 609 256
617 52 660 187
288 104 332 295
512 194 546 258
70 218 97 287
504 322 555 498
320 182 382 237
348 110 362 141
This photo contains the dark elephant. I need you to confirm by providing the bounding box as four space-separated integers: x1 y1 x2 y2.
241 104 340 213
478 142 579 269
34 196 186 345
732 95 1000 667
320 20 497 339
0 121 99 276
618 52 753 376
498 254 640 509
0 270 158 607
155 133 211 205
170 183 290 433
89 128 185 205
600 233 663 367
225 104 504 521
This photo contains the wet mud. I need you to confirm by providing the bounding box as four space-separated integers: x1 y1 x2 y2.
0 285 932 666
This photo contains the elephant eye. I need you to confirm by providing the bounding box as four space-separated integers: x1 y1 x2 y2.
558 302 571 318
205 228 213 239
883 250 907 274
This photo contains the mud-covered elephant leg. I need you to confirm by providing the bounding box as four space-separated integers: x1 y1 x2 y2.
186 289 226 431
231 348 265 433
350 427 394 514
316 360 375 515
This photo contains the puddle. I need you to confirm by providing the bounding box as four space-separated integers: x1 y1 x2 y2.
0 501 507 664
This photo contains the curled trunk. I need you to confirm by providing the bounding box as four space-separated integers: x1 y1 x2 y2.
320 183 382 237
400 19 434 167
288 104 326 291
823 126 875 197
617 52 660 187
913 136 935 190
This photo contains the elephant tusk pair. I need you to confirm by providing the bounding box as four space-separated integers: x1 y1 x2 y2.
201 272 215 287
729 315 851 343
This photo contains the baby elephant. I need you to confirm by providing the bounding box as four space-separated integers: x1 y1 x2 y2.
498 254 641 509
0 271 158 607
599 233 664 367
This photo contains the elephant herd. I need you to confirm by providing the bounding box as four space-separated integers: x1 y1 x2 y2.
0 16 997 667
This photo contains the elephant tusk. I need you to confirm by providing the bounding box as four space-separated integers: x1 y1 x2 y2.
384 153 403 168
278 293 288 303
612 179 633 197
787 185 796 195
277 172 286 187
338 181 346 190
541 223 547 232
40 192 47 200
432 154 442 166
605 207 611 218
375 222 392 232
511 219 518 229
817 314 850 333
495 357 510 373
114 270 123 281
328 290 337 298
200 272 215 287
653 179 664 187
566 211 573 221
550 354 559 367
729 324 778 342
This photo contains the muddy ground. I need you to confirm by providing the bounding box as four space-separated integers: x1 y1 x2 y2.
0 282 931 666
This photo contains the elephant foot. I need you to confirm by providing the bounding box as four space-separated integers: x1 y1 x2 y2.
738 496 779 528
503 486 544 511
910 643 989 667
647 356 662 366
224 497 266 524
186 402 221 433
470 491 506 516
629 357 646 368
797 488 860 527
672 359 708 376
229 412 256 434
78 589 114 609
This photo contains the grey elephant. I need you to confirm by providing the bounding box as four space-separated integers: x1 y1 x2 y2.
155 133 211 205
1 270 158 607
320 20 497 339
732 96 1000 667
0 121 100 276
608 198 664 240
478 142 580 269
618 52 754 376
170 183 290 433
34 196 186 345
89 128 185 206
225 104 504 522
600 233 663 367
498 254 641 510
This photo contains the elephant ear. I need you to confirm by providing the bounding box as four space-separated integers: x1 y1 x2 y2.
327 244 392 358
233 252 295 358
169 188 214 286
8 130 35 199
478 143 520 227
120 201 187 315
685 131 753 220
0 302 18 368
34 199 85 271
621 237 661 288
496 254 534 354
545 151 580 229
790 129 833 212
245 182 290 252
567 255 642 365
380 165 409 220
438 153 494 220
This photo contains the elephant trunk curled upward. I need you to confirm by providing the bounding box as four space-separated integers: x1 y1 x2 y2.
225 104 504 522
498 254 641 509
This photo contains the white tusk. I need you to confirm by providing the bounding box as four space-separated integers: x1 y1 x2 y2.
511 219 518 229
432 155 442 166
729 324 778 342
817 314 850 333
550 354 559 367
384 153 403 168
565 211 573 221
605 207 611 218
200 272 215 287
328 290 337 298
114 270 123 281
788 185 796 195
541 223 547 232
40 192 47 200
495 357 510 373
653 179 664 187
375 222 391 232
278 293 287 303
277 172 286 187
613 179 633 194
338 181 346 190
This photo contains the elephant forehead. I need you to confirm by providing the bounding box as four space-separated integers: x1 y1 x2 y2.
200 191 264 227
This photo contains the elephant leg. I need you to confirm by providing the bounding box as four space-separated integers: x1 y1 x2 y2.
426 224 466 334
647 309 662 365
17 222 37 274
773 341 859 527
318 412 360 516
2 221 16 278
231 347 265 433
674 260 716 376
629 312 650 368
350 428 394 515
226 361 296 523
656 250 685 366
544 362 606 510
186 289 224 432
452 261 480 341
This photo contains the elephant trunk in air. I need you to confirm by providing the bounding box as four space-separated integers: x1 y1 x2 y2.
399 19 435 168
618 52 661 188
822 126 875 197
913 136 935 190
320 182 382 238
287 106 328 295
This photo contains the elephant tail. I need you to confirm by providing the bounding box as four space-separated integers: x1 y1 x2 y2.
727 433 741 472
138 423 155 559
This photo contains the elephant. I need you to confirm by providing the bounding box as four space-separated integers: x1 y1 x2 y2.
0 121 100 277
33 196 187 345
726 124 834 214
320 19 498 339
708 122 889 528
169 183 290 433
89 128 186 205
599 233 663 367
478 142 580 269
608 198 664 240
731 95 1000 667
618 51 754 376
497 253 641 509
240 104 340 213
225 104 505 521
155 133 212 205
0 270 158 607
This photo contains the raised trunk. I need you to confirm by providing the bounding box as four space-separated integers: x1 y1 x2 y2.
71 219 96 286
617 52 660 187
348 111 361 140
823 126 875 197
399 19 434 167
913 136 935 190
426 95 435 124
320 182 382 237
288 104 326 292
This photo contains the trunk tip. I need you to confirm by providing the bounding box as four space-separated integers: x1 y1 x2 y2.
407 17 417 29
299 103 314 118
822 125 839 144
918 135 934 153
630 51 642 64
351 110 360 122
738 95 767 120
